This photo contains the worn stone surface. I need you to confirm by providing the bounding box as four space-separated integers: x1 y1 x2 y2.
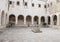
0 27 60 42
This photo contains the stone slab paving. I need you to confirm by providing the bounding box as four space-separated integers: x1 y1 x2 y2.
0 27 60 42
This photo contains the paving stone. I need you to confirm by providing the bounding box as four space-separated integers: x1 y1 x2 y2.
0 27 60 42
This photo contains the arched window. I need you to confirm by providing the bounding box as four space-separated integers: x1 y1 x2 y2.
48 16 51 25
9 14 15 25
18 15 24 21
41 16 45 23
34 16 38 22
38 4 41 7
9 1 12 5
44 5 47 8
17 1 20 5
53 15 57 25
26 15 31 22
26 15 32 24
24 2 27 6
32 3 34 7
34 16 39 24
18 15 24 25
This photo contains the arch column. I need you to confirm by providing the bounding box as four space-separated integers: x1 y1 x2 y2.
59 14 60 25
1 13 4 26
32 17 34 25
51 16 53 26
24 16 26 24
57 15 59 26
0 13 1 26
9 14 16 25
45 16 47 23
39 17 40 24
15 16 18 25
7 14 9 25
4 14 6 25
0 10 1 26
5 13 7 25
2 14 5 26
40 16 45 24
6 13 9 25
34 16 39 25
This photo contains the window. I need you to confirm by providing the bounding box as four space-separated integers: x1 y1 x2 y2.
44 5 46 8
17 1 20 5
32 3 34 7
38 4 41 7
9 1 12 4
24 2 27 6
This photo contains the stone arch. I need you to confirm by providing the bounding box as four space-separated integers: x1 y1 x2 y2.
18 15 24 25
53 15 57 25
1 11 4 25
9 14 16 25
34 16 39 24
41 16 45 24
48 16 51 25
26 15 32 24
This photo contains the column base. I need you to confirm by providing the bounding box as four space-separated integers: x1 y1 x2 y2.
0 25 6 29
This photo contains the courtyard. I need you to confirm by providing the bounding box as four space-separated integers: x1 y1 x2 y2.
0 27 60 42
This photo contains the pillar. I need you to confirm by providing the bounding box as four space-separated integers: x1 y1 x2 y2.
4 14 5 25
5 13 7 25
15 16 18 25
24 16 26 24
32 17 34 24
45 16 48 24
57 15 59 26
59 15 60 25
51 16 53 27
0 10 1 26
3 14 7 26
0 13 1 26
39 17 40 24
1 13 4 26
7 14 9 25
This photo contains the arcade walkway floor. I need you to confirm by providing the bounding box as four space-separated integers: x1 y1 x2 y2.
0 27 60 42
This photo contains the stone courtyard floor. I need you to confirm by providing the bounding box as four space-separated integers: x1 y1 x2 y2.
0 27 60 42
